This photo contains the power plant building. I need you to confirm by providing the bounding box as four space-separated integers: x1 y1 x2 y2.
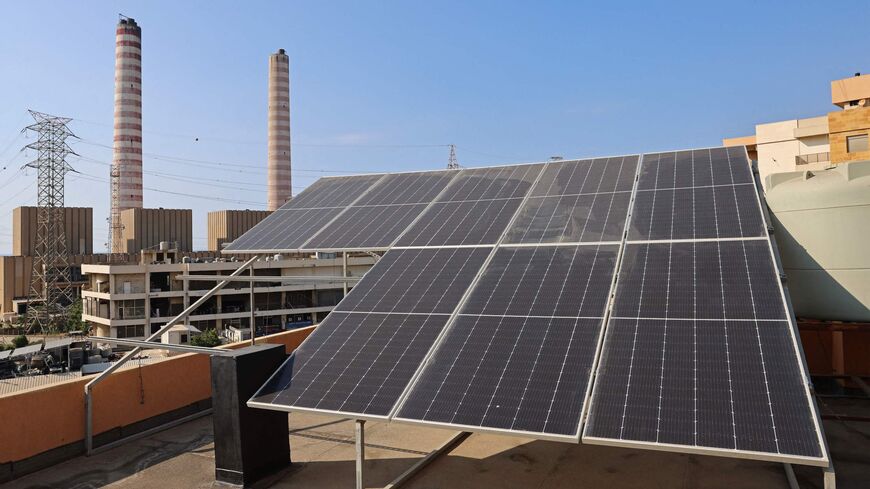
12 206 93 256
207 210 271 252
117 208 193 254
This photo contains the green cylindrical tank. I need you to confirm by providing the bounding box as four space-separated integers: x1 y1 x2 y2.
765 160 870 322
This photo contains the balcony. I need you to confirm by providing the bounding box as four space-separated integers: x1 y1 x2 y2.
795 152 830 166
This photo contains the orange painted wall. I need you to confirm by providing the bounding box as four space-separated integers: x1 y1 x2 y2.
0 327 313 464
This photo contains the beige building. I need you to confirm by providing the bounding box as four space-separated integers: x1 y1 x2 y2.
724 72 870 186
117 208 193 253
81 247 376 339
207 210 271 252
13 206 93 256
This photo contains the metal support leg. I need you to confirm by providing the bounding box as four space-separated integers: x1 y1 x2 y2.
783 464 799 489
250 264 256 346
824 464 836 489
355 419 365 489
343 252 349 296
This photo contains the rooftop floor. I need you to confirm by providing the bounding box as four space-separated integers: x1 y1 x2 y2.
9 399 869 489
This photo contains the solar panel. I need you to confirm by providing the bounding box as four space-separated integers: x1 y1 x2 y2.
304 204 429 250
628 185 765 240
636 147 753 191
355 171 456 206
248 246 492 418
335 247 491 314
302 171 458 249
395 245 619 439
249 312 454 417
224 174 386 252
396 164 543 247
505 157 638 244
282 174 384 209
225 207 343 252
583 148 827 466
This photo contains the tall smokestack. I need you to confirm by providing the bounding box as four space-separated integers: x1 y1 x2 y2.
111 17 143 251
267 48 291 211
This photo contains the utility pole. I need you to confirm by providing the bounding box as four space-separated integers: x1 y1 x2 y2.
447 144 460 169
22 110 77 333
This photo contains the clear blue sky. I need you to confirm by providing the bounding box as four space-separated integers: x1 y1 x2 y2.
0 1 866 253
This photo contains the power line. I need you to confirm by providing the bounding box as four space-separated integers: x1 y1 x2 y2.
70 171 265 207
75 138 391 174
74 118 449 149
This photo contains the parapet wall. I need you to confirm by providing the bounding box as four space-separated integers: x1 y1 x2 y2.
0 327 312 481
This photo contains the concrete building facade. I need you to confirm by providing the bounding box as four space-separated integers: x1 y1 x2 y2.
118 208 193 253
81 248 376 340
207 210 271 252
13 206 93 256
267 49 291 211
724 72 870 187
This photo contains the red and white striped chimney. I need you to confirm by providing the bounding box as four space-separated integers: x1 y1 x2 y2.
113 17 143 212
267 48 291 211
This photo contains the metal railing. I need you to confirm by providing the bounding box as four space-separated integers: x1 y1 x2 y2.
83 255 259 455
795 152 830 166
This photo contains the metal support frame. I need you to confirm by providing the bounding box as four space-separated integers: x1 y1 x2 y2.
178 275 361 283
355 419 365 489
84 255 259 455
343 252 349 296
384 431 469 489
250 265 256 346
89 336 234 356
783 464 799 489
824 464 836 489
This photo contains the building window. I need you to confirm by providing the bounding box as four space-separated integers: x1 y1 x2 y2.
847 134 869 153
116 325 145 338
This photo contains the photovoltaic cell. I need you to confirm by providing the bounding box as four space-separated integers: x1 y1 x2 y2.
585 318 822 458
397 316 603 436
611 241 787 320
355 171 456 206
396 245 619 438
250 312 456 417
396 199 524 247
505 192 632 244
504 156 638 244
335 247 491 314
531 156 639 197
461 245 618 318
224 207 343 251
249 245 492 417
628 185 765 240
438 165 542 202
304 204 429 249
281 174 384 209
636 147 752 191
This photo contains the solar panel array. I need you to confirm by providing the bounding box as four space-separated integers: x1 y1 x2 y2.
583 147 825 464
245 147 828 467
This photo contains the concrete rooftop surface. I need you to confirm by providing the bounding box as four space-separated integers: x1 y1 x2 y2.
8 399 869 489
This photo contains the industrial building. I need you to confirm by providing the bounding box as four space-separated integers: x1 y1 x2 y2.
115 207 193 253
80 246 375 340
206 209 271 252
12 206 93 256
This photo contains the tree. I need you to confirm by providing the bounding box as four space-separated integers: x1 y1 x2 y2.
67 299 84 332
11 335 29 348
190 329 221 348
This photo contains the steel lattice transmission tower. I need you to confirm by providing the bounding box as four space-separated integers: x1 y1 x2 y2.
447 144 460 169
22 110 78 332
